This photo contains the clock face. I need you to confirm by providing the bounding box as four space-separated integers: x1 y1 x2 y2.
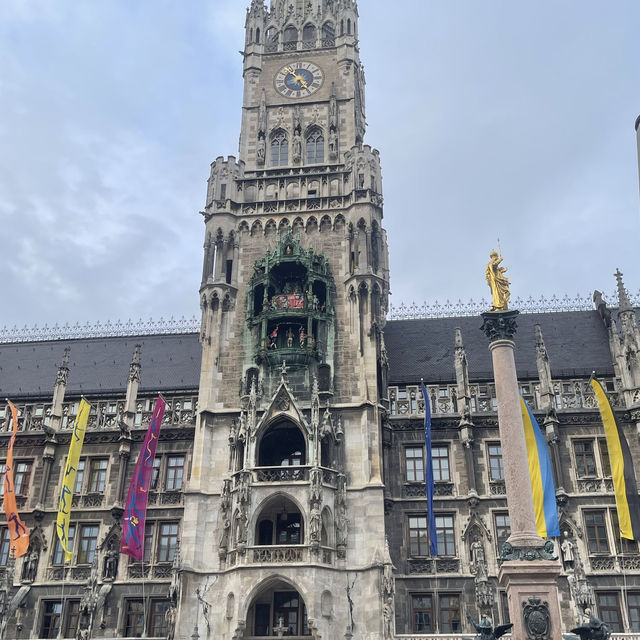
275 62 324 99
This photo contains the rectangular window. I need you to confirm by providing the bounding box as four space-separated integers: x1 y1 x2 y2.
439 594 461 633
435 515 456 556
628 593 640 633
157 523 179 562
494 513 511 552
596 592 623 633
88 459 108 493
74 459 85 494
405 447 424 483
14 461 32 496
53 524 76 565
412 595 433 633
408 516 428 556
64 601 80 638
166 456 185 491
144 522 154 564
149 600 170 636
488 445 504 481
124 600 145 637
41 601 62 639
585 511 610 554
0 463 5 497
599 438 611 477
0 528 10 566
432 446 450 482
77 524 98 565
611 510 638 554
219 184 227 200
574 441 597 477
151 458 161 491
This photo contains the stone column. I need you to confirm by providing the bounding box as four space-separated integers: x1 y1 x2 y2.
481 310 562 640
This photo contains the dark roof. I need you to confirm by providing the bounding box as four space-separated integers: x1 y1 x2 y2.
0 334 202 399
0 309 620 398
385 310 615 384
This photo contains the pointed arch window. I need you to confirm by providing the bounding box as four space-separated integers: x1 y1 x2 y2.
306 129 324 164
302 24 316 44
271 132 289 166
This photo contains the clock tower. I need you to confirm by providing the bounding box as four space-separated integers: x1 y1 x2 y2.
179 0 392 638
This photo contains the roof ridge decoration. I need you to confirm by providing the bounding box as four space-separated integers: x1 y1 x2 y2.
0 316 201 344
387 291 640 321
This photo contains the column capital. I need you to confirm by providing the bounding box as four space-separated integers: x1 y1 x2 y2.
481 310 520 342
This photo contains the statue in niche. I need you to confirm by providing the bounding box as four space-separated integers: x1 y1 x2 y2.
293 131 302 164
310 507 321 542
220 518 231 550
235 508 248 545
336 508 348 547
165 605 177 640
22 548 39 582
561 531 575 569
287 328 294 348
310 467 323 505
485 250 511 312
329 131 338 159
383 597 394 639
102 540 119 581
257 138 266 165
470 537 486 574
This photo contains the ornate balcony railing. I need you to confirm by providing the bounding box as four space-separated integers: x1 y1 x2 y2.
406 558 461 575
253 466 309 483
227 545 334 567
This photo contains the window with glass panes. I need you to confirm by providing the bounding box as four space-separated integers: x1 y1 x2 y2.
0 528 10 566
166 456 185 490
157 523 179 562
53 524 76 565
412 595 433 633
629 593 640 632
64 601 80 638
432 446 450 482
151 458 161 490
306 130 324 164
41 601 62 639
596 592 623 632
409 516 429 556
585 511 610 554
574 441 597 477
435 515 456 556
14 461 32 495
0 463 5 497
598 438 611 477
405 447 424 483
77 524 98 564
487 445 504 481
88 459 108 492
143 523 154 563
494 513 511 552
439 595 461 633
74 460 85 493
149 600 170 636
123 600 145 637
271 132 289 166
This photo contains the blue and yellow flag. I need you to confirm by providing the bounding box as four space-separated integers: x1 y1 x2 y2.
56 398 91 561
591 379 640 541
520 396 560 538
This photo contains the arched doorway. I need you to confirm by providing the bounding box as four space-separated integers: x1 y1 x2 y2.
248 579 311 637
258 419 306 468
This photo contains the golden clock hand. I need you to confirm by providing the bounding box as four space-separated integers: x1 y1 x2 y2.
283 66 295 76
294 74 309 88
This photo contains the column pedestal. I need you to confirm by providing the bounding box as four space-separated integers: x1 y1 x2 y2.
499 560 562 640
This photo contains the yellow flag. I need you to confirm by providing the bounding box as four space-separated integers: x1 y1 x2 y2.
56 399 90 561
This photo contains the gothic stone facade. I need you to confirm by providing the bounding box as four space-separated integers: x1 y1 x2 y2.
2 1 640 639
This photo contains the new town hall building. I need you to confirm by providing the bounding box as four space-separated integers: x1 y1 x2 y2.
2 1 640 638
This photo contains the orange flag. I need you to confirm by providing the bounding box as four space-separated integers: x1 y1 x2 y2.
4 402 30 557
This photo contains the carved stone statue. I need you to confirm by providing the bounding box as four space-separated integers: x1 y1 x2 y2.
467 614 513 640
561 531 575 568
256 138 266 165
470 537 486 575
336 509 348 547
220 517 231 551
165 605 177 640
102 541 119 581
292 132 302 164
310 467 323 506
309 507 321 542
383 597 394 639
485 250 511 312
22 549 39 582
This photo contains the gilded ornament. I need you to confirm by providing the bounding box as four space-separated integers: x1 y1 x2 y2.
486 250 511 311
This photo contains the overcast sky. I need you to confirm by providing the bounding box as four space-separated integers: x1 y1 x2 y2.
1 0 639 330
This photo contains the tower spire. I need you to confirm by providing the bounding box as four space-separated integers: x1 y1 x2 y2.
615 268 633 312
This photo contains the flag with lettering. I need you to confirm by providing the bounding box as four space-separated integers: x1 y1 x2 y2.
56 398 91 561
121 396 166 560
4 401 30 557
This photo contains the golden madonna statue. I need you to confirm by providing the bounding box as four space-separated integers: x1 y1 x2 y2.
486 250 511 311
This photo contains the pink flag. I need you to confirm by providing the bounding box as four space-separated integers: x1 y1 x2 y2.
121 396 166 560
